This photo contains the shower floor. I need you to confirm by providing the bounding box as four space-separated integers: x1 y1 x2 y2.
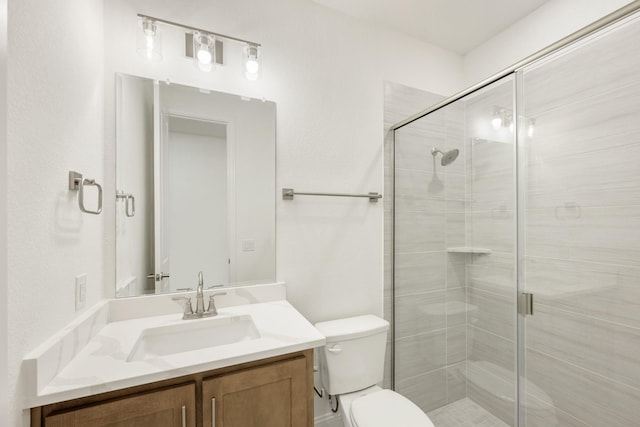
427 398 510 427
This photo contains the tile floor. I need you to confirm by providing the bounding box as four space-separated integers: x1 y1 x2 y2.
427 398 510 427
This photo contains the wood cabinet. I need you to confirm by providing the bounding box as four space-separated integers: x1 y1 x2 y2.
203 356 308 427
31 350 313 427
42 383 196 427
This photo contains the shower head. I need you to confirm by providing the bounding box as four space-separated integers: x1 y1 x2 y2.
431 147 459 166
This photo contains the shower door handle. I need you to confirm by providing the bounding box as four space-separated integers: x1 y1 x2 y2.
519 292 534 316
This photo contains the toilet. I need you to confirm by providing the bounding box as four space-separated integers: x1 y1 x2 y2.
315 315 435 427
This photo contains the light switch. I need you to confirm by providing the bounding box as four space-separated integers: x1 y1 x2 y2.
242 239 255 252
75 274 87 311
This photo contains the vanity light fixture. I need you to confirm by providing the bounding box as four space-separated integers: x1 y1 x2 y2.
243 44 261 81
490 107 516 132
136 17 162 61
136 13 262 80
490 107 535 136
527 118 536 137
193 32 216 72
491 108 503 129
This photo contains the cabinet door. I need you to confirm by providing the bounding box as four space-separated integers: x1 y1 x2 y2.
44 383 196 427
203 357 309 427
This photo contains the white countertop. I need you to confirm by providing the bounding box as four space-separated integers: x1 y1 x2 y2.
23 284 325 407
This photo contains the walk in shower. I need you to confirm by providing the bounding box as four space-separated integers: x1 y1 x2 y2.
388 4 640 427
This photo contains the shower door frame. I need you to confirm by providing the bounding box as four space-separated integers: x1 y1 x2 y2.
391 73 519 423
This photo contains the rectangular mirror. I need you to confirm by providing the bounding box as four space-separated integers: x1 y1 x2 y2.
115 74 276 296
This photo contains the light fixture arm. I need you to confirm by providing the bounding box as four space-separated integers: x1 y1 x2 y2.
137 13 261 47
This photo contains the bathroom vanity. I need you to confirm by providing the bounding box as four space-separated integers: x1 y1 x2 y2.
24 283 325 427
31 349 312 427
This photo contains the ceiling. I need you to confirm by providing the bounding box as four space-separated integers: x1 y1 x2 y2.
312 0 550 54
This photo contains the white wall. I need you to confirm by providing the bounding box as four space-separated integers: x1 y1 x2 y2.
6 0 104 425
464 0 634 85
0 0 8 424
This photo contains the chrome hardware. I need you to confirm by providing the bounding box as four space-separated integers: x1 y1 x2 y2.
172 296 195 319
116 191 136 217
146 272 170 282
519 292 534 316
211 397 216 427
181 404 186 427
173 272 227 320
206 292 227 316
195 271 206 315
207 284 224 289
282 187 382 203
176 287 193 291
69 171 103 215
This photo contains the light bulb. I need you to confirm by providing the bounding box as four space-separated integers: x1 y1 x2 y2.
492 115 503 129
528 119 536 138
244 45 261 81
145 35 154 59
197 49 212 65
246 58 259 74
193 33 215 72
137 18 162 61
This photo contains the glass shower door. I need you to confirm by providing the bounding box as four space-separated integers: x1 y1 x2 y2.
393 75 518 426
519 12 640 427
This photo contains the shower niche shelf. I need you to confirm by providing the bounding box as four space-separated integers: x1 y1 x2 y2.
447 247 492 254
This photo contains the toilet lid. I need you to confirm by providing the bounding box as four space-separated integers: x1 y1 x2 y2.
350 390 434 427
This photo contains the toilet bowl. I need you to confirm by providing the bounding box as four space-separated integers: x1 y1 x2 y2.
315 315 435 427
339 386 434 427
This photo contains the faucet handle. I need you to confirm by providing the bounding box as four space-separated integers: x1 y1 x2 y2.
206 292 227 316
172 296 194 319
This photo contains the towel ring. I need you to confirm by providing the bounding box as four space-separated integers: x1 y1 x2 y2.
69 171 103 215
116 191 136 217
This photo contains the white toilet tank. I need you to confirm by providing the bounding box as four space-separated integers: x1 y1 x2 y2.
315 315 389 395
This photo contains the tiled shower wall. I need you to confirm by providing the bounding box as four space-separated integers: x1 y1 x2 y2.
463 79 518 426
520 15 640 427
384 82 469 412
383 83 444 391
385 79 519 422
385 14 640 426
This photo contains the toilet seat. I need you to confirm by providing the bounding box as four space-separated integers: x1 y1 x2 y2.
349 389 434 427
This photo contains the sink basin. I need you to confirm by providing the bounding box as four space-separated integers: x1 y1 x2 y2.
127 315 260 362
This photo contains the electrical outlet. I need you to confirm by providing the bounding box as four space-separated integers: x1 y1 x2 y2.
75 274 87 311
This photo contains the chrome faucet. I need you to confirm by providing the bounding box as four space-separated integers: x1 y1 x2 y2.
172 271 227 320
195 271 206 314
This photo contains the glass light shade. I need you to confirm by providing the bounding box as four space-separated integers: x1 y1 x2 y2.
243 45 261 81
491 114 503 129
193 32 215 72
136 18 162 61
528 119 536 137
